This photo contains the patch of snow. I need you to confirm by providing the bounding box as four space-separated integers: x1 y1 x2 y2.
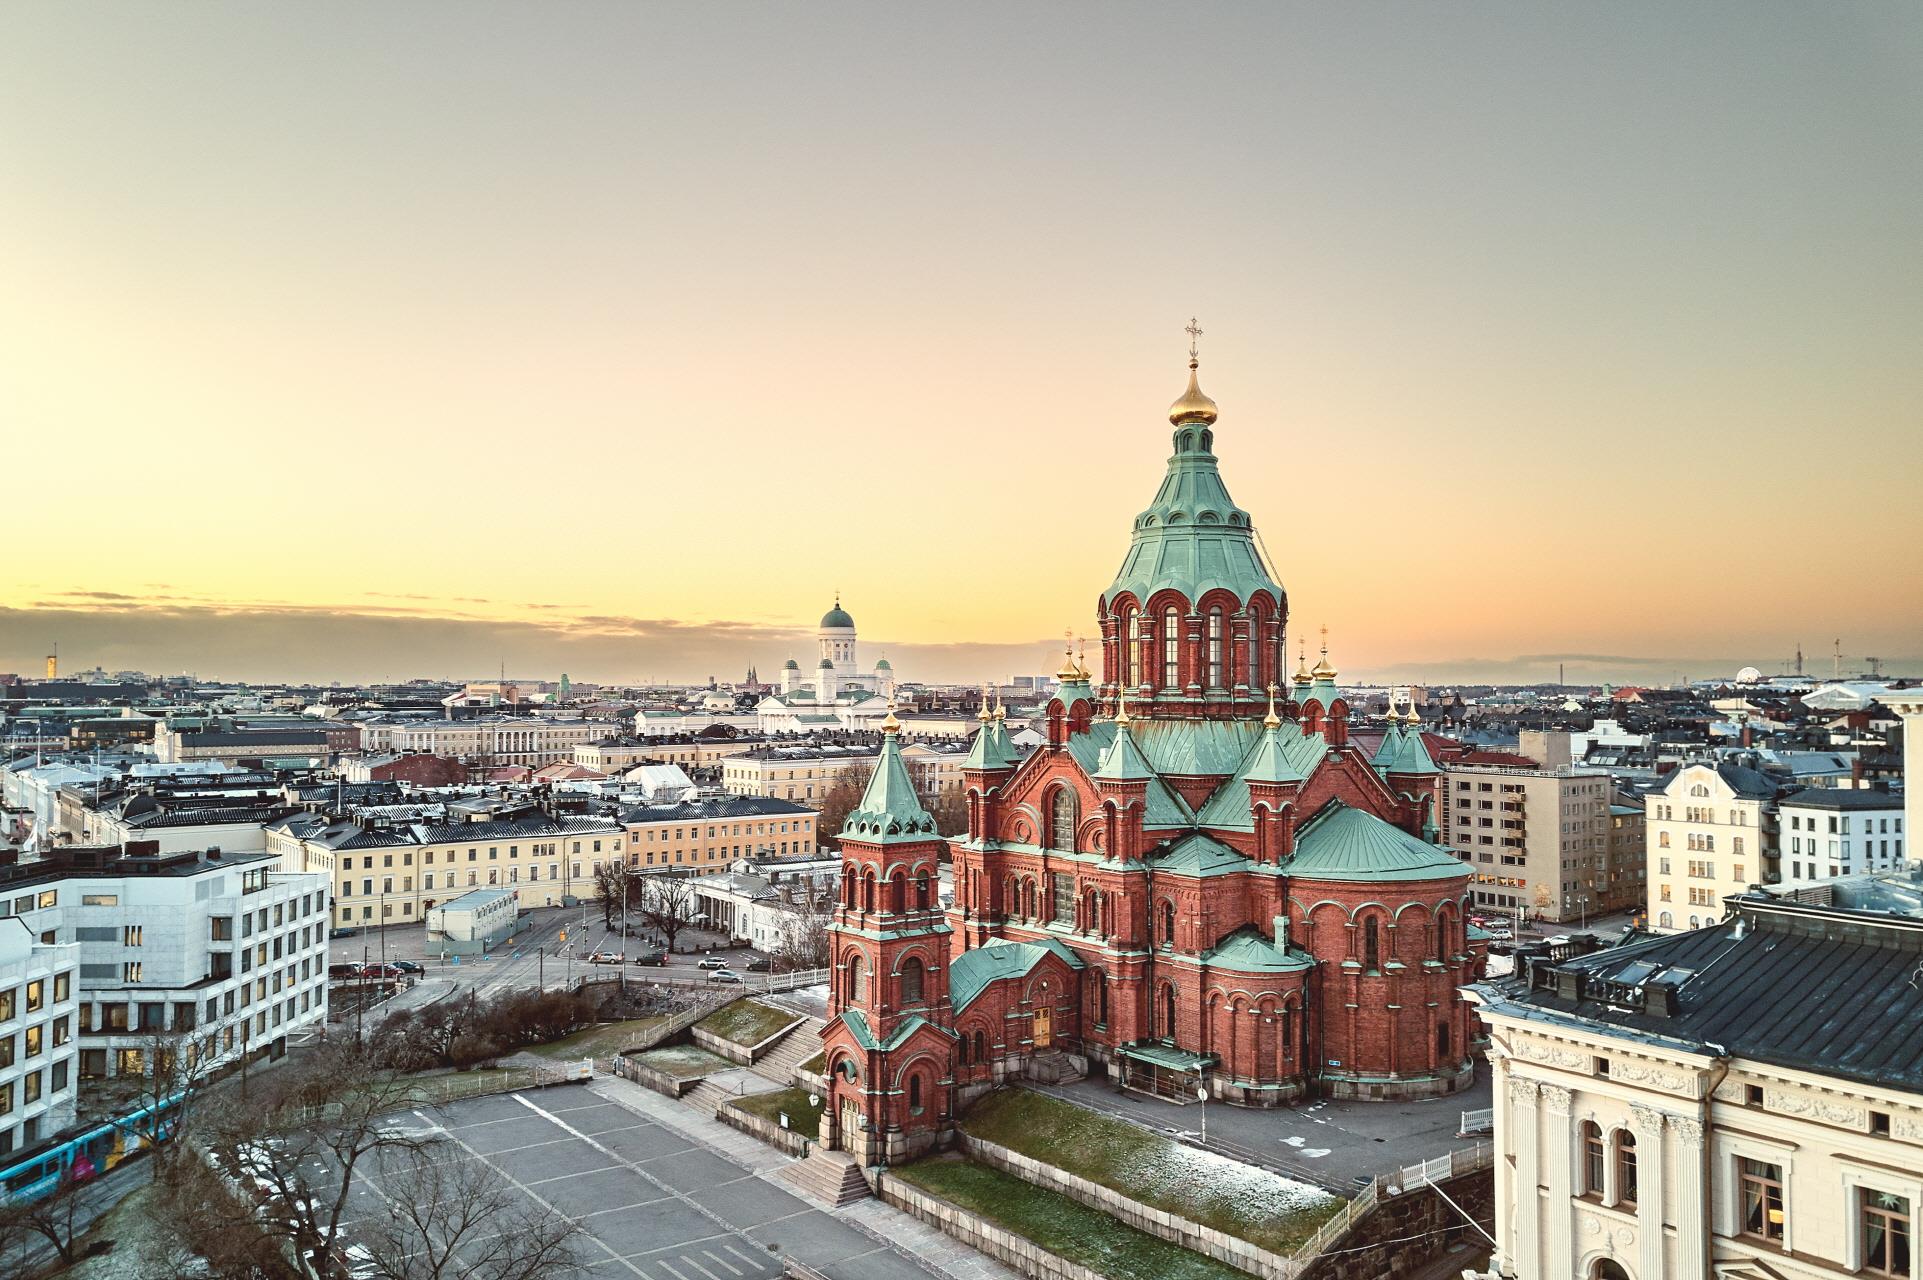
1110 1133 1338 1224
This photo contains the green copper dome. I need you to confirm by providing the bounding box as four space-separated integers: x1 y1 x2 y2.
1103 365 1281 612
821 598 855 629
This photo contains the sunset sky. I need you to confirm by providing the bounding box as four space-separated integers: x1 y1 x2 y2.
3 5 1919 687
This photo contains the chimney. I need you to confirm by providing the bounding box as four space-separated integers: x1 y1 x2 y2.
1273 913 1289 949
1741 720 1753 748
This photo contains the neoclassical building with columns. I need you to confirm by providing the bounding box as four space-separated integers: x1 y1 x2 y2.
817 345 1489 1167
1471 885 1923 1280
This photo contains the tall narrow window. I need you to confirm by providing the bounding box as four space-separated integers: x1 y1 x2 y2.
1741 1158 1785 1241
846 954 866 1004
1862 1191 1910 1277
1363 918 1380 971
1162 985 1178 1038
900 957 924 1003
1207 609 1224 687
1052 788 1077 852
1125 608 1141 686
1163 608 1181 688
1616 1132 1638 1205
1160 900 1176 947
1581 1121 1606 1195
908 1074 923 1115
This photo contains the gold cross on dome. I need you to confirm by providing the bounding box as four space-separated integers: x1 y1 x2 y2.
1185 317 1203 360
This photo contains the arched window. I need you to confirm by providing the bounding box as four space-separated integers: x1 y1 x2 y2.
1162 984 1178 1038
843 864 857 906
1580 1121 1605 1195
890 872 906 914
1363 918 1380 972
1162 607 1180 688
1593 1261 1631 1280
973 1029 987 1062
1124 607 1141 686
958 1034 971 1067
908 1073 923 1115
914 871 930 909
1436 915 1450 962
1659 911 1673 928
1206 609 1224 687
1023 878 1037 919
1092 971 1108 1026
1051 788 1077 853
846 953 866 1003
862 871 876 912
1615 1131 1638 1204
900 957 924 1003
1437 1020 1451 1059
1160 900 1176 948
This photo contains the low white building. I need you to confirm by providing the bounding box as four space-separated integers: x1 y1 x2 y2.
0 917 80 1159
1779 788 1906 883
1472 884 1923 1280
0 846 331 1085
688 854 841 952
425 886 518 949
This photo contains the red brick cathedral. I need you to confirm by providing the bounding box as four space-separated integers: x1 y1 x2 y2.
820 348 1485 1165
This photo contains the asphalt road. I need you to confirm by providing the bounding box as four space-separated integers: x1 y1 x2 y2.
335 1085 947 1280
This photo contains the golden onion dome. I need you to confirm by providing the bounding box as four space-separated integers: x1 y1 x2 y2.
1311 654 1337 680
1168 359 1219 426
1293 648 1314 685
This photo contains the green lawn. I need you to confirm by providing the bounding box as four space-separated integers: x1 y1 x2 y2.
796 1051 825 1075
958 1088 1340 1254
632 1044 734 1081
894 1158 1251 1280
730 1087 824 1131
519 1017 668 1061
696 998 796 1048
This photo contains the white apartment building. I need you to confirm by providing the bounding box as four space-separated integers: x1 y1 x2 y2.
1644 760 1777 932
1779 788 1906 883
1472 885 1923 1280
0 918 80 1159
0 847 330 1088
722 742 971 807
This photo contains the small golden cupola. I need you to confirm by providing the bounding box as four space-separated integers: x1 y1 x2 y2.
1168 318 1219 426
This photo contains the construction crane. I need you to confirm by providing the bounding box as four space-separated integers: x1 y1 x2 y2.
1866 657 1884 678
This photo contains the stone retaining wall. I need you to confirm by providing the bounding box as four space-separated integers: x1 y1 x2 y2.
614 1056 697 1098
1297 1171 1493 1280
958 1134 1299 1279
719 1102 813 1158
874 1173 1111 1280
691 1012 806 1065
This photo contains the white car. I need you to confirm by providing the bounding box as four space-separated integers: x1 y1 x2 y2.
696 957 728 971
711 969 743 984
586 951 624 965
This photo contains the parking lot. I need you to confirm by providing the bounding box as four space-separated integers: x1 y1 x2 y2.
343 1085 947 1280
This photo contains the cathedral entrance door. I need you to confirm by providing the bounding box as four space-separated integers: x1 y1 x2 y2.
1033 1006 1052 1048
839 1095 862 1149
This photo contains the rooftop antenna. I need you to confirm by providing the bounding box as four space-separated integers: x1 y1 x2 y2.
1833 638 1844 681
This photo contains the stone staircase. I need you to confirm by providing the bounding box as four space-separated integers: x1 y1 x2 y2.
1022 1049 1086 1086
777 1144 870 1207
684 1074 744 1115
749 1015 826 1088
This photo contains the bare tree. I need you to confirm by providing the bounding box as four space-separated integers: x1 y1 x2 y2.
633 874 698 954
815 764 870 848
771 889 834 971
148 1153 300 1280
203 1041 436 1280
590 861 625 930
924 780 968 839
0 1172 91 1270
358 1144 582 1280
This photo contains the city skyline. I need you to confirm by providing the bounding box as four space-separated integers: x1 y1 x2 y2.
5 5 1919 686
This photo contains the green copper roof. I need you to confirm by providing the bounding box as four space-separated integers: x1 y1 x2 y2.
1103 416 1281 611
950 938 1084 1012
1064 723 1194 826
1369 723 1403 771
1095 721 1156 782
838 1009 947 1051
1285 803 1466 883
963 719 1019 771
1117 1041 1216 1071
1147 831 1246 878
1242 722 1306 786
821 601 855 628
1127 718 1264 777
841 730 939 843
1202 927 1314 975
1193 722 1328 831
1388 728 1439 777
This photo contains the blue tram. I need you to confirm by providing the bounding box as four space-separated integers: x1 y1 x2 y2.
0 1091 184 1204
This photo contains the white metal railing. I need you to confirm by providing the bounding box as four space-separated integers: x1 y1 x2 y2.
1459 1107 1494 1135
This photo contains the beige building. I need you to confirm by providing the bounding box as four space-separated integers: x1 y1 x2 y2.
1472 884 1923 1280
1643 760 1777 933
721 742 971 806
572 737 757 773
267 809 626 926
1440 763 1628 924
619 795 817 877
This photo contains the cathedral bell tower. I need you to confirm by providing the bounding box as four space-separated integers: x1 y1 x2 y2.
820 705 957 1165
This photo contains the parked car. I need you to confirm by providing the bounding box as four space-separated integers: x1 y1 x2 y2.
1544 935 1572 946
358 963 405 980
390 960 424 975
586 951 624 965
328 963 362 980
696 957 728 971
710 969 743 984
329 928 361 940
630 950 666 966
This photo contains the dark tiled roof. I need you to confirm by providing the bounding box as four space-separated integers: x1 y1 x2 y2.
1778 787 1903 811
619 795 814 824
1484 897 1923 1092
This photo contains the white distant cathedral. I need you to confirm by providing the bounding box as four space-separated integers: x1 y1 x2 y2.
755 596 900 733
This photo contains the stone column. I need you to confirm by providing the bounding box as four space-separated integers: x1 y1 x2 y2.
1630 1105 1669 1280
1509 1077 1542 1279
1540 1084 1574 1279
1672 1115 1707 1279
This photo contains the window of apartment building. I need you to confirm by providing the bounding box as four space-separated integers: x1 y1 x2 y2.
25 980 43 1014
1580 1121 1605 1195
81 894 118 906
123 925 143 947
1861 1191 1910 1277
124 962 143 983
1740 1158 1785 1242
37 891 56 909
